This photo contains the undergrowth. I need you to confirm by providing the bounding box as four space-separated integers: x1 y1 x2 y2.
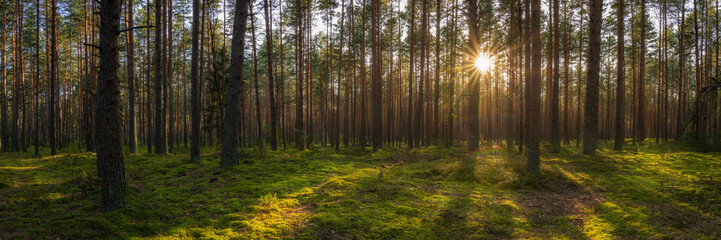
0 140 719 239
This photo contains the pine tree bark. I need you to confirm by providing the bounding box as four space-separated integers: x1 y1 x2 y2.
583 0 602 155
550 0 560 147
190 0 201 162
527 0 542 172
466 0 480 151
614 0 625 150
0 18 6 152
250 10 263 149
50 0 57 155
126 0 137 153
154 0 165 154
97 0 126 212
371 0 382 150
220 0 249 167
407 0 415 149
295 0 304 150
677 0 686 140
167 0 174 152
637 0 646 143
417 0 427 147
264 0 278 151
434 0 441 144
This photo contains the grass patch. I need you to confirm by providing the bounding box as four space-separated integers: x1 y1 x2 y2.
0 141 719 239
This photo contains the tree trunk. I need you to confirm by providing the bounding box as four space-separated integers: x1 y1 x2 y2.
466 0 479 151
614 0 625 150
97 0 125 212
167 0 174 152
264 0 278 151
250 10 263 149
407 0 415 149
550 0 560 146
637 0 645 143
190 0 201 162
295 0 304 150
583 0 602 155
154 0 165 154
527 0 542 172
126 0 137 153
371 0 382 150
50 0 57 155
220 0 249 167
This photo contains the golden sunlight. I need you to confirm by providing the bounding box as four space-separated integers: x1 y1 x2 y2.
475 53 493 73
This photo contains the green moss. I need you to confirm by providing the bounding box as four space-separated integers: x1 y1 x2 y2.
1 142 720 239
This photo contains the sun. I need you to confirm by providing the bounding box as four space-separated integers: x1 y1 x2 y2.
475 53 493 73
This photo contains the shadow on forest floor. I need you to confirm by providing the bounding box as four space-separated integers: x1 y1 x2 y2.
0 141 720 239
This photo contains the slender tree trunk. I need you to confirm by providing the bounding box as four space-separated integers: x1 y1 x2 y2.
97 0 125 212
527 0 542 172
34 0 40 156
583 0 602 155
1 16 6 152
126 0 137 153
417 0 427 148
371 0 382 150
250 10 263 149
220 0 250 167
167 0 174 152
678 0 686 140
466 0 480 151
190 0 201 162
264 0 277 151
614 0 625 150
295 0 304 150
407 0 415 149
550 0 560 146
447 0 458 147
154 0 165 154
434 0 441 145
50 0 57 155
335 0 345 151
637 0 646 143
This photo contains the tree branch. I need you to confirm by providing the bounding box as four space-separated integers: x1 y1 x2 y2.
119 25 155 33
83 43 100 49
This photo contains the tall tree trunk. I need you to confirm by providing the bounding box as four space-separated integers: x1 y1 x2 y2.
550 0 560 146
97 0 125 212
126 0 137 153
1 14 6 152
371 0 382 150
614 0 625 150
146 0 152 153
250 10 263 149
335 0 345 151
190 0 201 162
264 0 278 151
583 0 602 155
507 0 518 150
637 0 645 143
434 0 441 145
295 0 304 150
407 0 415 149
677 0 686 140
154 0 165 154
167 0 174 152
50 0 57 155
447 0 458 147
34 0 40 156
220 0 249 167
417 0 427 148
527 0 542 172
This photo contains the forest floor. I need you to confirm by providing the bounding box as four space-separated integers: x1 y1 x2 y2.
0 141 720 239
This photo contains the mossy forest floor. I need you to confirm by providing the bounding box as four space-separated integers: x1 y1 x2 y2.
1 141 720 239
